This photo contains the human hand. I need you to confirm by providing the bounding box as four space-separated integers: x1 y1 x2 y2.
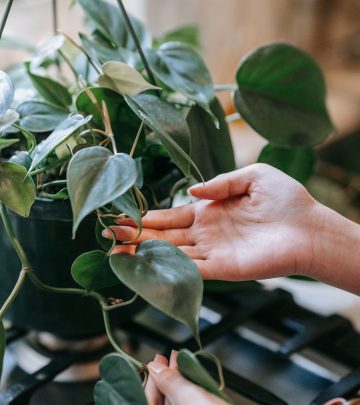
106 163 319 281
145 351 228 405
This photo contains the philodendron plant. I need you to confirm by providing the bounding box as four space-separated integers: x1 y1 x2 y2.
0 0 334 402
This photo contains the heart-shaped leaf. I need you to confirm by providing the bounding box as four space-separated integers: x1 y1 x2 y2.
17 101 69 132
72 250 120 291
0 109 19 133
0 70 14 118
0 320 5 379
112 189 142 233
98 61 160 96
145 42 216 121
177 349 233 404
67 146 137 236
110 240 203 344
25 62 72 108
28 114 92 172
0 162 36 217
94 354 147 405
0 138 19 151
258 144 316 184
234 43 334 147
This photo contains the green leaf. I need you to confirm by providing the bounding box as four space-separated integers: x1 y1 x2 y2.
0 162 36 217
94 354 147 405
177 349 233 404
125 94 202 179
75 87 145 155
0 138 19 151
0 70 14 117
0 109 19 133
98 61 160 96
31 35 65 68
41 187 68 200
12 125 36 153
154 25 201 49
28 114 92 172
9 151 32 170
187 98 235 181
25 62 72 108
110 240 203 344
78 0 151 50
0 320 5 379
17 101 69 133
96 218 114 251
67 146 137 236
72 250 120 291
145 42 216 121
234 43 334 147
112 189 142 233
258 144 315 184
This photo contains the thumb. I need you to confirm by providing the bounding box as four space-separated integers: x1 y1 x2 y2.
188 169 252 200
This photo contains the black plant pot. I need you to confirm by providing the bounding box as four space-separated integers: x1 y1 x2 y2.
0 199 145 339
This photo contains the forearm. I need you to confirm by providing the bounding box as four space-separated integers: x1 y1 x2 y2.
306 203 360 295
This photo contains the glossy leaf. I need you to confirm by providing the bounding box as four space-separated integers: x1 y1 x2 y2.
112 189 142 233
75 87 145 156
0 138 19 151
17 101 69 132
79 0 151 50
95 218 114 251
234 43 334 147
258 144 315 184
177 349 233 404
98 61 160 96
0 70 14 118
110 240 203 343
72 250 120 291
31 35 65 68
25 62 72 108
28 114 92 172
0 162 36 217
145 42 216 120
94 354 147 405
125 94 201 178
0 320 5 379
154 25 200 49
0 109 19 133
187 98 235 181
67 146 137 236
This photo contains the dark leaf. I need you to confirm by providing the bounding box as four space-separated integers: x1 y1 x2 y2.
95 218 114 251
112 189 142 233
110 240 203 344
258 144 315 184
94 354 147 405
234 43 334 147
0 320 5 379
40 187 69 200
0 70 14 117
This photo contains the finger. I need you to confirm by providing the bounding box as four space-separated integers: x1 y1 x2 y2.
116 205 194 230
188 167 255 200
178 246 205 260
169 350 178 369
105 226 191 246
145 354 168 405
111 244 136 255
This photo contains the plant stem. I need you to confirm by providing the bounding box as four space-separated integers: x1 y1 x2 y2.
0 269 27 320
129 119 144 157
29 155 70 176
102 294 138 311
0 0 14 41
116 0 158 88
214 84 237 92
52 0 58 36
0 203 31 268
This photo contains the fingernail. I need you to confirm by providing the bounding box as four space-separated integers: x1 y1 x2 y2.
148 362 167 374
102 229 111 238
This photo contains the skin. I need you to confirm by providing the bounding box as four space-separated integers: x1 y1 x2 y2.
103 163 360 404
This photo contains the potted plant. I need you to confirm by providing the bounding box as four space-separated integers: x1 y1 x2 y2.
0 0 334 402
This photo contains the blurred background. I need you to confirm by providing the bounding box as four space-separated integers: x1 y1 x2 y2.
1 0 360 320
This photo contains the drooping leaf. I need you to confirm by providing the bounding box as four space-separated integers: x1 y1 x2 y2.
0 138 19 151
28 114 92 172
17 100 69 132
258 143 315 184
145 42 216 121
9 151 32 170
0 320 5 379
31 35 65 68
78 0 151 50
187 98 235 181
0 162 36 217
177 349 233 404
67 146 137 236
98 61 160 96
12 125 36 153
72 250 120 291
75 87 145 155
125 94 202 179
234 43 334 147
110 240 203 344
94 354 147 405
25 62 72 108
112 189 142 233
0 109 19 133
0 70 14 117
